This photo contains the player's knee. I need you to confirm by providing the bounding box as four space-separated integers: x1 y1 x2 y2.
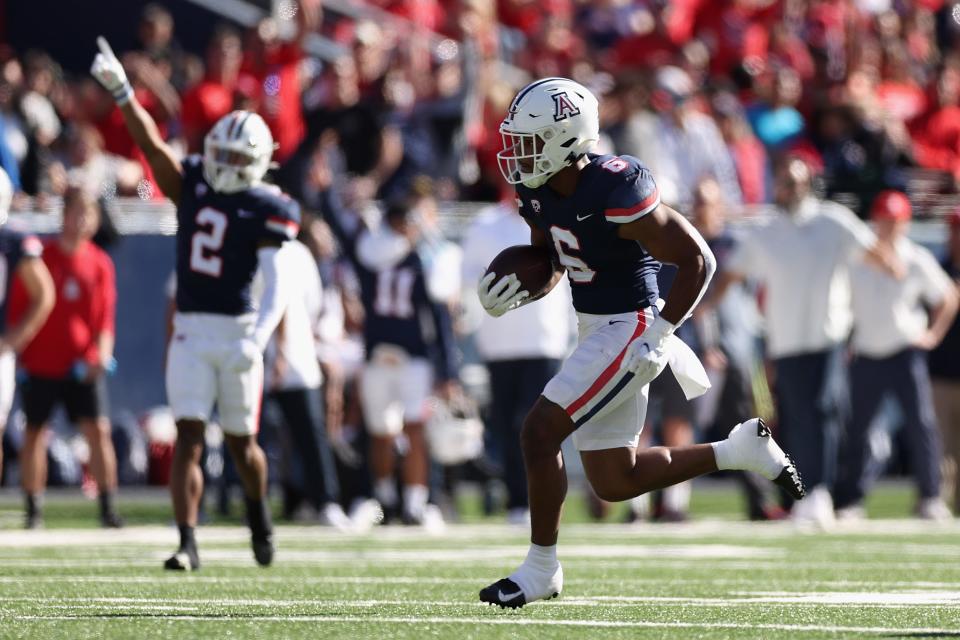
592 483 630 503
175 421 205 454
520 410 563 461
225 435 259 466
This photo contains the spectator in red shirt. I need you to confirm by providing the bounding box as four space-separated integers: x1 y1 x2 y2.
11 186 121 529
180 26 244 153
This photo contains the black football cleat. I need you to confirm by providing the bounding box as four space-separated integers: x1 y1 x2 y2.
164 546 199 571
101 511 125 529
480 578 560 609
252 533 274 567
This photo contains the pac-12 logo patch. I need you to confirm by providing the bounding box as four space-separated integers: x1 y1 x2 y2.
552 92 581 121
531 199 541 213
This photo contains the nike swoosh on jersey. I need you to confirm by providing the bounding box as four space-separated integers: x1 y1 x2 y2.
498 589 523 601
237 209 256 218
576 213 593 221
608 319 628 325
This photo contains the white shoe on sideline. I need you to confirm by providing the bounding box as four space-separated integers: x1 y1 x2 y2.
792 486 834 530
506 508 530 526
318 502 354 532
348 498 383 533
917 498 953 522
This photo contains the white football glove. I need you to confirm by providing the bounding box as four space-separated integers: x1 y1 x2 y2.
90 36 133 105
477 272 530 318
620 316 676 384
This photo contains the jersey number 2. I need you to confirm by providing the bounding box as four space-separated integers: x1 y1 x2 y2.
549 226 596 283
190 207 228 278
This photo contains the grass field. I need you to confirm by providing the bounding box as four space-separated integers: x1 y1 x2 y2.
0 482 959 639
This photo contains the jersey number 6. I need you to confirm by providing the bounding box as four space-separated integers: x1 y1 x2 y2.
549 226 596 283
190 207 228 278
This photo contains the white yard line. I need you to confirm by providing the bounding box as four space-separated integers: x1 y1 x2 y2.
10 614 959 635
4 591 960 608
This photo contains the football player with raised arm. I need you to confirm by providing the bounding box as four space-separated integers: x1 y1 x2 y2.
476 78 805 608
92 38 300 570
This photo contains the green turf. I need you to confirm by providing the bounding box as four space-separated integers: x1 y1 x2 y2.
0 482 957 639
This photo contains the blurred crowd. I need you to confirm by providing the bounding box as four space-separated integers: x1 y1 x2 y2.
1 0 960 529
4 0 960 215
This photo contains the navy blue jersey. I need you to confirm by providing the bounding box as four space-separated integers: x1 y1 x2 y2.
317 189 457 380
517 154 661 314
175 156 300 315
0 227 42 333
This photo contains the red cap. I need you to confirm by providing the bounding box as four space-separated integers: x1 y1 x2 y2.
871 190 912 221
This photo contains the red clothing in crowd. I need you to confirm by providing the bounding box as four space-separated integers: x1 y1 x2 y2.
9 240 116 378
729 135 768 205
911 105 960 179
96 88 165 199
181 79 236 153
241 43 306 163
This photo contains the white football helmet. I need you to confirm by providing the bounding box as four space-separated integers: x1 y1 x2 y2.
498 77 600 189
0 166 11 226
203 110 275 194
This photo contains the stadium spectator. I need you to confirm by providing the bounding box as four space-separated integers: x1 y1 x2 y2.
51 123 143 199
460 194 573 524
11 185 122 529
180 26 245 153
136 3 197 93
262 237 351 529
709 156 899 527
628 66 741 210
836 190 957 520
712 91 769 206
930 209 960 511
689 178 784 520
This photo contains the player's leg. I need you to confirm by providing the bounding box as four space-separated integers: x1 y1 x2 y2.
360 362 403 520
218 341 273 567
164 327 216 570
479 396 574 608
69 376 122 527
19 376 58 529
399 359 434 525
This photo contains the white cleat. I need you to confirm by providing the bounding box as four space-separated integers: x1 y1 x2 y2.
318 502 354 532
724 418 805 500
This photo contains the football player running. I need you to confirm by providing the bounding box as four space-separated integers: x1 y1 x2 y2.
477 77 805 608
92 38 299 570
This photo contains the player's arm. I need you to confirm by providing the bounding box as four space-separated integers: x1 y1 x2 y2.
618 203 716 326
252 201 302 350
3 257 54 353
91 37 183 205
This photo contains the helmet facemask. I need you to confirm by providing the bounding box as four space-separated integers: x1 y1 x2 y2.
497 125 565 189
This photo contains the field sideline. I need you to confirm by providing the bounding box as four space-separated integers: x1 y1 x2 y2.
0 483 959 639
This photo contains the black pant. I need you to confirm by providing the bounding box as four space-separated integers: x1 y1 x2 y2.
486 358 561 510
269 387 340 508
834 348 942 508
773 347 848 490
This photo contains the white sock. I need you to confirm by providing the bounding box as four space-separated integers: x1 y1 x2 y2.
403 484 428 518
524 543 558 571
711 439 736 471
374 478 398 508
662 482 691 513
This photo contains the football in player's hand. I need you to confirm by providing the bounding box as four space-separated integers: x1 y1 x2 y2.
484 245 556 299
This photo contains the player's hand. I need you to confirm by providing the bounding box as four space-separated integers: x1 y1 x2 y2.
619 316 676 383
477 272 529 318
90 36 133 105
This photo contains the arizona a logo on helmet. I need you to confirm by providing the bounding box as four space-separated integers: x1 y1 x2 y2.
552 92 580 121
